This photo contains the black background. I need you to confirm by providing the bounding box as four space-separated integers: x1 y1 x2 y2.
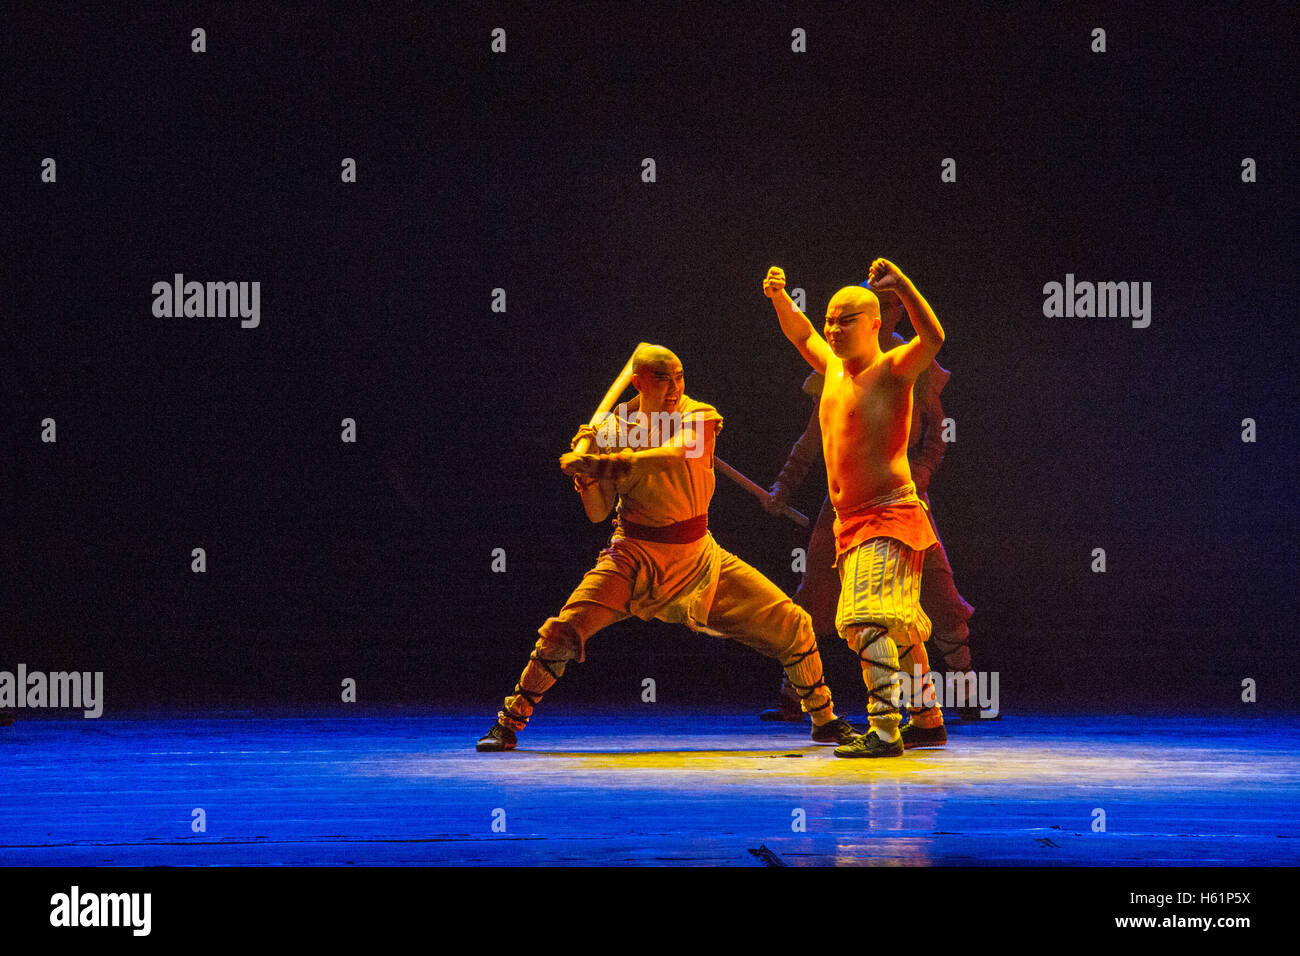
4 2 1296 714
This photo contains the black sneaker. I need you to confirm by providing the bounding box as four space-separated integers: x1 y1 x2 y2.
810 717 860 745
476 722 517 752
834 730 904 758
900 721 947 749
957 706 1002 721
759 696 806 723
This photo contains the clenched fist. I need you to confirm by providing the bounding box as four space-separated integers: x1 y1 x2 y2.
866 258 907 293
559 449 634 481
762 266 787 299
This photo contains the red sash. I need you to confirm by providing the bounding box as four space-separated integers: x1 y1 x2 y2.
619 514 709 544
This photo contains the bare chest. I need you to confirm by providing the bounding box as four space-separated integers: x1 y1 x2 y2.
819 366 899 434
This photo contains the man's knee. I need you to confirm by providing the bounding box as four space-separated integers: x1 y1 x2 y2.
733 599 817 661
842 621 883 650
777 604 820 659
921 559 973 624
537 618 585 663
929 622 970 652
776 608 822 663
925 594 973 640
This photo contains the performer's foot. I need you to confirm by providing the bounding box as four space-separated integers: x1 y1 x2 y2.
900 721 947 749
949 671 1001 720
759 696 806 723
810 717 861 745
476 722 517 752
833 730 903 759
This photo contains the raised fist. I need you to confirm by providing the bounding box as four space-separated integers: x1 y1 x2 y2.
762 266 787 299
866 258 906 292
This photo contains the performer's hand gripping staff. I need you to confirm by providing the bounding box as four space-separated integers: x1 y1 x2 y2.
558 344 647 522
716 456 809 527
557 342 809 527
560 342 712 496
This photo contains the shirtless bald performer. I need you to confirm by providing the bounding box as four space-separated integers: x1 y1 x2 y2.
761 292 981 723
476 344 860 752
763 259 947 758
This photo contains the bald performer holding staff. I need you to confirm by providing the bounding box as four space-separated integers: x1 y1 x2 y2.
476 344 860 751
763 259 947 757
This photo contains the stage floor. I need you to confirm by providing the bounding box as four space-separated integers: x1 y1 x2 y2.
1 711 1296 866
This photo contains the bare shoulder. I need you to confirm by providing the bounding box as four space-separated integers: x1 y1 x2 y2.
882 338 935 383
822 353 846 384
855 353 892 379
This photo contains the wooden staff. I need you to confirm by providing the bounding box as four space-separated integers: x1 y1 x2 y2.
574 347 809 528
715 456 809 527
572 342 651 455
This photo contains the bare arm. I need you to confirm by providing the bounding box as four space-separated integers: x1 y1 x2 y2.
565 423 619 522
574 474 618 523
870 259 944 383
764 267 832 375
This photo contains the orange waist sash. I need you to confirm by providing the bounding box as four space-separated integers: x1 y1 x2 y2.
832 483 937 562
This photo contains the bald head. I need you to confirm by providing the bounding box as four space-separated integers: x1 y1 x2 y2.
631 344 685 414
632 344 682 375
827 286 881 324
824 287 883 364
